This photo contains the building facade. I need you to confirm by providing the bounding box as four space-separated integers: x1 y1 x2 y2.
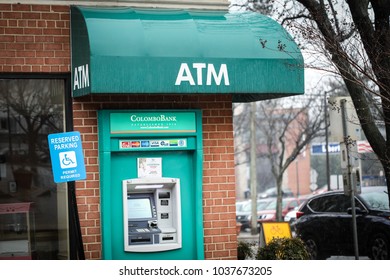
0 1 303 260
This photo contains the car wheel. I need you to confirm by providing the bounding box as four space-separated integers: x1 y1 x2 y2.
369 233 389 260
304 236 325 260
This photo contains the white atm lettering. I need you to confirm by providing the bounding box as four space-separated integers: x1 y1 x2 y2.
73 64 90 90
193 63 206 85
175 63 194 85
175 63 230 86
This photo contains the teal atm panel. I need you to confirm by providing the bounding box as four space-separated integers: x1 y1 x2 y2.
98 110 204 260
108 150 198 260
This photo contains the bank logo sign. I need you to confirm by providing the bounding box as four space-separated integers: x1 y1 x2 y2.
110 112 196 134
48 131 86 183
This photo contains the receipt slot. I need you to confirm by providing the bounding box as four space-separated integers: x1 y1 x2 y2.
123 177 181 252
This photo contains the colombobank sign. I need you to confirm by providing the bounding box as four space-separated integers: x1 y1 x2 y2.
110 112 197 134
130 114 177 122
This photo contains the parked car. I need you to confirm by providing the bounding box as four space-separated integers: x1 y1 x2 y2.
294 186 390 259
284 206 299 224
257 197 301 224
284 196 310 224
258 187 294 198
236 198 274 232
236 200 249 214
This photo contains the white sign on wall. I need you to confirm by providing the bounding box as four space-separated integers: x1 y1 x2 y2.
137 158 162 178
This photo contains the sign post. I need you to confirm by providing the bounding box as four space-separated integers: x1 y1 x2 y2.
48 131 86 183
48 131 86 259
339 99 360 260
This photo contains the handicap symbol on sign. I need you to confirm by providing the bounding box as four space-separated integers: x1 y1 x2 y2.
59 151 77 169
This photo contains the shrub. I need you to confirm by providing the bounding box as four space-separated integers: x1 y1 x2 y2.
256 237 310 260
237 240 254 260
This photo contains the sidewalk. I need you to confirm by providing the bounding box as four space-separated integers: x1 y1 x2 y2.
237 232 259 244
237 232 259 260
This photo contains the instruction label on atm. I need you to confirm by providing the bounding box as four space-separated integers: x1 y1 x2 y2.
138 158 162 178
119 139 187 150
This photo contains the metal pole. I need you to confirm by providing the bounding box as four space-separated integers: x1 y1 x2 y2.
295 160 300 197
340 99 359 260
250 102 258 235
324 92 331 191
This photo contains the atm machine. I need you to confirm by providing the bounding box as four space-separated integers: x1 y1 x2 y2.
98 109 204 259
122 177 181 252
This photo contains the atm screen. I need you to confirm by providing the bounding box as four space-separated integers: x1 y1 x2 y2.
127 198 153 219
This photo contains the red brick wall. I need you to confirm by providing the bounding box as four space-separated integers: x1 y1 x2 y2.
0 4 238 260
0 4 70 72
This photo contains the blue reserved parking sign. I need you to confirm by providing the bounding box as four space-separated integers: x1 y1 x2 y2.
48 131 86 183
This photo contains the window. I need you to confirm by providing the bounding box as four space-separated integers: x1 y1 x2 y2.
0 78 68 259
308 194 351 213
360 191 390 211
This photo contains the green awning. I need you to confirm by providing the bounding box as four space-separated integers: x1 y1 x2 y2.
70 6 304 102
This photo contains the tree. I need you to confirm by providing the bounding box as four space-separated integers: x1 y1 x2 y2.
0 79 63 188
234 94 326 221
256 95 325 220
276 0 390 204
233 103 276 195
